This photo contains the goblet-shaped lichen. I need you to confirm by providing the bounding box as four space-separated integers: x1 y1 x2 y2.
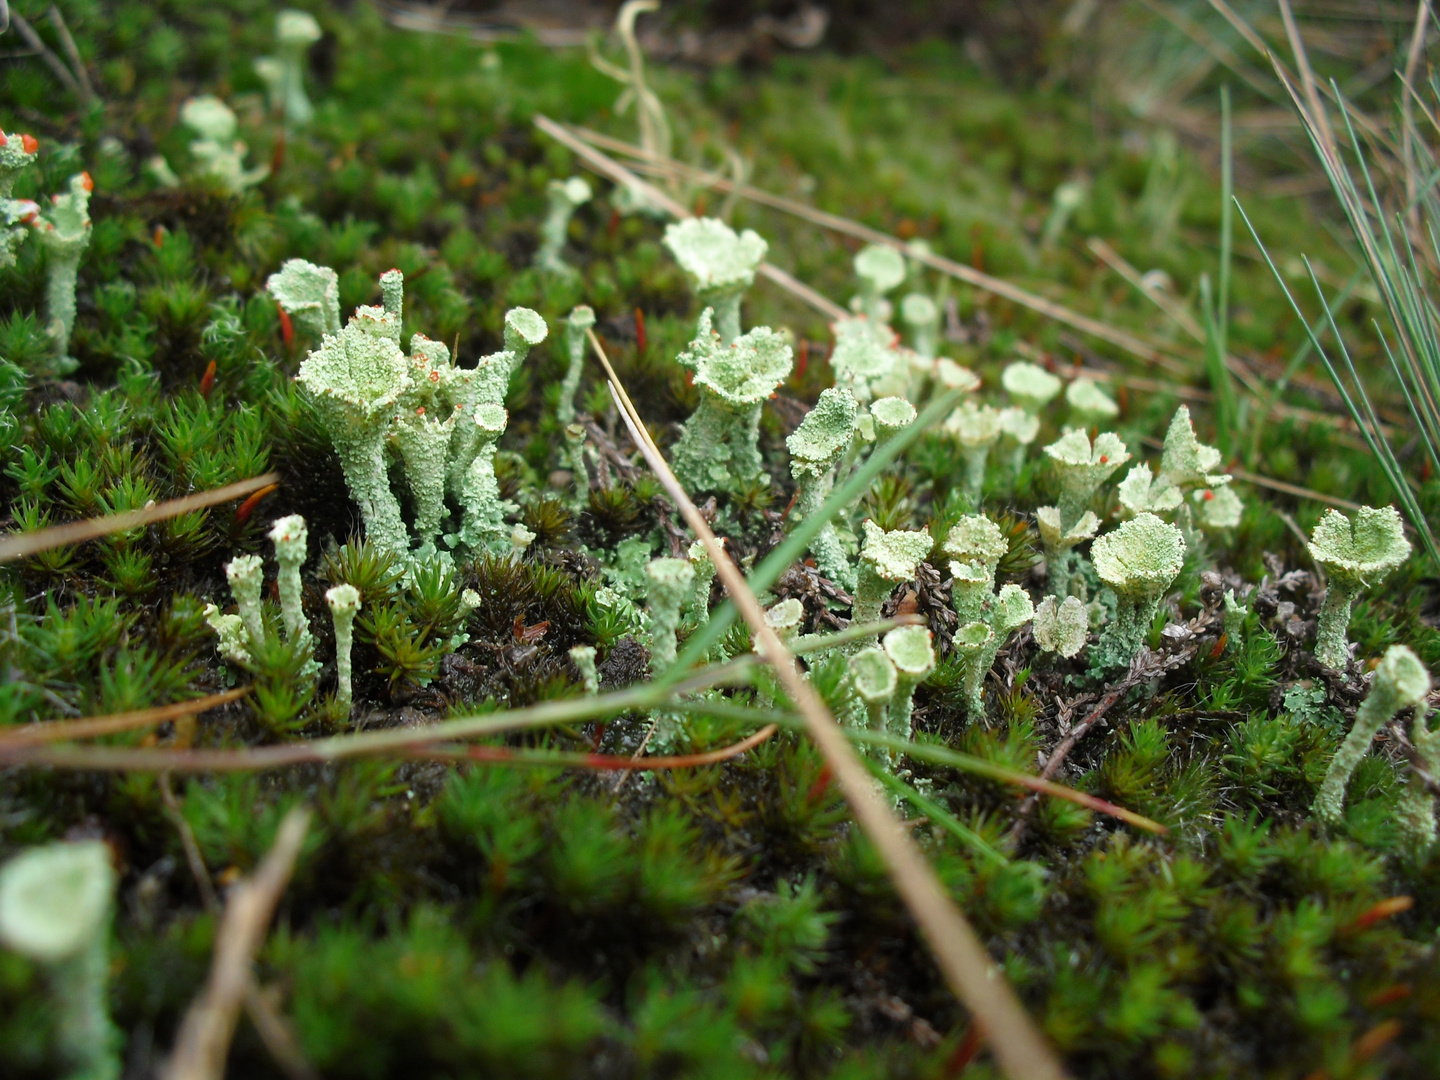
941 514 1009 624
882 623 935 739
849 646 898 732
1064 377 1118 431
1044 428 1130 528
455 403 511 553
0 841 119 1080
1307 505 1411 671
645 557 695 672
34 172 93 373
536 177 592 275
996 406 1040 485
1091 513 1186 671
853 244 906 323
181 96 268 194
0 128 39 270
558 305 596 427
255 9 322 129
830 316 905 404
1002 361 1062 416
1314 644 1430 825
899 293 938 359
672 309 792 494
663 217 768 343
267 258 341 341
1034 595 1088 658
945 401 1002 504
296 307 413 556
787 387 858 589
326 584 361 712
853 521 932 630
1398 678 1440 853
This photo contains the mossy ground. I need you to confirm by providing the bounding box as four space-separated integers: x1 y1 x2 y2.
1 3 1438 1078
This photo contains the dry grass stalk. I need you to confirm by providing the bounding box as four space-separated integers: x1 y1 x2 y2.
0 472 281 564
585 327 1069 1080
162 807 312 1080
0 689 250 749
534 114 847 320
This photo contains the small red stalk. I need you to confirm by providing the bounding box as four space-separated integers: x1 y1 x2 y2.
199 360 217 400
234 484 279 525
634 307 646 355
277 304 294 349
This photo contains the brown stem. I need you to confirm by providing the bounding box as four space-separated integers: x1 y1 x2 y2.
162 807 311 1080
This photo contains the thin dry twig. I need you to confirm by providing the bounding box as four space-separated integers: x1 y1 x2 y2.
157 778 342 1080
1010 646 1195 844
0 472 281 564
0 663 759 772
534 114 847 320
44 4 94 104
7 9 82 101
586 328 1068 1080
163 807 312 1080
557 119 1191 372
0 688 250 749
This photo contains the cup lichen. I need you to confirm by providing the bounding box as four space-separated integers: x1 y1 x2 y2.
853 521 932 630
1091 512 1186 671
672 309 792 494
787 387 859 589
0 840 120 1080
1307 505 1411 671
34 172 94 374
663 217 768 343
536 177 592 275
325 583 361 712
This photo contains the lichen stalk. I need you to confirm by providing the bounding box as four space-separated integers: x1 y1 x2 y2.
325 584 361 712
1314 645 1431 825
558 305 595 427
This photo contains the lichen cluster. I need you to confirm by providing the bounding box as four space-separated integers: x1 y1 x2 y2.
0 7 1437 1079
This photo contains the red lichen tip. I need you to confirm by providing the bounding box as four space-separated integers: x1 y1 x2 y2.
0 131 8 148
80 172 94 192
1202 489 1215 501
21 134 37 154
